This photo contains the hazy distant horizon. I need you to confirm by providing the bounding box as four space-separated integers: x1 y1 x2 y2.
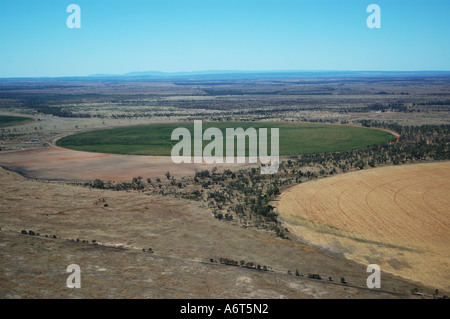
1 69 450 80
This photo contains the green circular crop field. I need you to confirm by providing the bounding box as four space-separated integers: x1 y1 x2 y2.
0 115 34 128
56 122 394 156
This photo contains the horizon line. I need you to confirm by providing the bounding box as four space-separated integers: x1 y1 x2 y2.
1 69 450 80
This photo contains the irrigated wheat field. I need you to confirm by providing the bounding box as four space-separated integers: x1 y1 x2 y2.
276 162 450 292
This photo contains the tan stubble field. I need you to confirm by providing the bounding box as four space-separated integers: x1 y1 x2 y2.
276 161 450 292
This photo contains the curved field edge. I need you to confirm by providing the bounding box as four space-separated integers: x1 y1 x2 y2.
56 122 395 156
0 115 34 128
275 161 450 292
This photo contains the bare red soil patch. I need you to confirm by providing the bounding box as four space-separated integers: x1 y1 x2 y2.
0 146 241 182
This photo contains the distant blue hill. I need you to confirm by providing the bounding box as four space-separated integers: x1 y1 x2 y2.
2 70 450 81
87 70 450 80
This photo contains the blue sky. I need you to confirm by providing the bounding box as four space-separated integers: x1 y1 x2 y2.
0 0 449 77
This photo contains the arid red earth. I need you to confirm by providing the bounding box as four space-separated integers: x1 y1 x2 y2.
0 145 242 182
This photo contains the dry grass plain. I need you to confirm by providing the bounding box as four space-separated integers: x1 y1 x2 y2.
276 161 450 292
0 167 427 298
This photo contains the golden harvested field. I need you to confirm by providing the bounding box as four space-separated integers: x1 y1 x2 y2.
276 162 450 292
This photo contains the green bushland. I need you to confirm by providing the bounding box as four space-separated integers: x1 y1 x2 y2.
0 115 34 128
56 122 394 156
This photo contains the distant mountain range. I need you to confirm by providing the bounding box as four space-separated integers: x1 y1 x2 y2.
2 70 450 81
87 70 450 80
